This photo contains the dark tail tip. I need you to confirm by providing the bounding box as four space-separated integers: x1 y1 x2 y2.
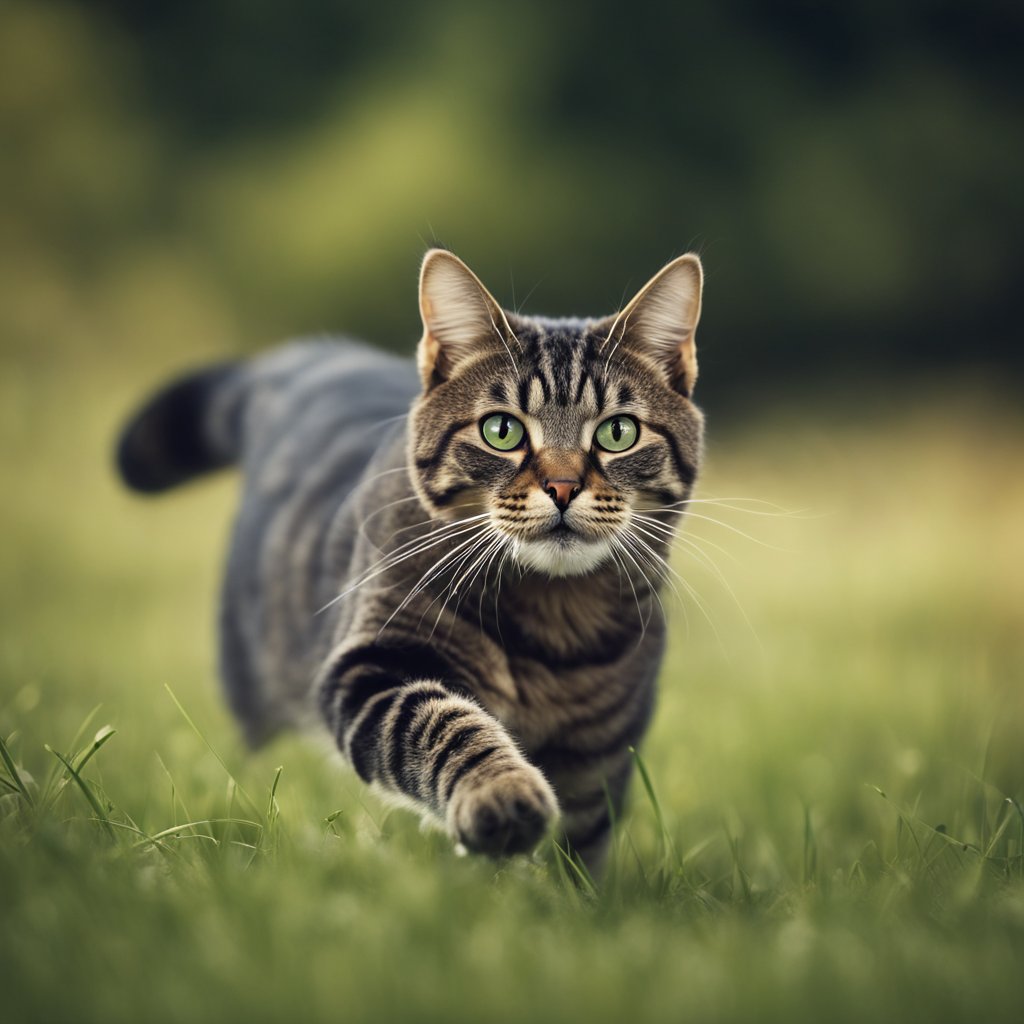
116 363 241 494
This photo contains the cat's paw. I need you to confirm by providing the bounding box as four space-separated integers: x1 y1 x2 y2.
447 764 559 858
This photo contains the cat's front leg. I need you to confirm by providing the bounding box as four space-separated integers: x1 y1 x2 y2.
318 645 558 857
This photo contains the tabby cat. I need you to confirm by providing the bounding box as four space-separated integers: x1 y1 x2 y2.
117 249 705 872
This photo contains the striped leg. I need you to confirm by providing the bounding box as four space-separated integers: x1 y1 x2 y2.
319 645 558 857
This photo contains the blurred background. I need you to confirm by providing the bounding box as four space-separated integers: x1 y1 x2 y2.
2 0 1021 397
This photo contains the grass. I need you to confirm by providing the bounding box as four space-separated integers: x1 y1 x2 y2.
1 350 1023 1023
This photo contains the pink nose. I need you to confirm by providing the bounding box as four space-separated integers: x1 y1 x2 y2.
543 478 582 511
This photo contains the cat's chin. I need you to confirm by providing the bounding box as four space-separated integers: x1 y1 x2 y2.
513 536 613 578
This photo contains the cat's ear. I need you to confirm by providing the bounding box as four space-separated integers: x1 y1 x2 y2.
418 249 511 390
605 254 703 396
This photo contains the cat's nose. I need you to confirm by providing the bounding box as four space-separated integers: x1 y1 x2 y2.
543 478 582 512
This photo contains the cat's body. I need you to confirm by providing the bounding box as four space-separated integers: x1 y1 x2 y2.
118 251 705 869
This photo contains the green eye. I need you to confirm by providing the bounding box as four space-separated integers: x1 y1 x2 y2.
481 413 526 451
594 415 639 452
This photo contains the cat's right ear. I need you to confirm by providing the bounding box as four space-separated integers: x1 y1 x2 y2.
418 249 512 390
604 254 704 397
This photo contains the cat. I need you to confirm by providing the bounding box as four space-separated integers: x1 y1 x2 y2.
116 249 705 872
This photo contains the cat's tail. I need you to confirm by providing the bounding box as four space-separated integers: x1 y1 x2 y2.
116 361 246 493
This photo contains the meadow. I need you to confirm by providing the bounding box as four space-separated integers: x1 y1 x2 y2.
1 340 1023 1022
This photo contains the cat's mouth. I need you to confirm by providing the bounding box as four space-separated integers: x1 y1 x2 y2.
509 519 615 577
546 521 575 541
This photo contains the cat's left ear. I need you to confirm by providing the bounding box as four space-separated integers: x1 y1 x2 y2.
605 254 703 396
417 249 513 391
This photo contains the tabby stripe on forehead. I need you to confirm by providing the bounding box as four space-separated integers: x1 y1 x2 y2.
550 346 574 404
516 376 531 410
517 371 551 411
573 370 587 404
488 380 508 404
415 418 475 470
535 367 554 403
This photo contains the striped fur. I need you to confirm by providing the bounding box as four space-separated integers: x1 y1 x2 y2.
117 250 705 870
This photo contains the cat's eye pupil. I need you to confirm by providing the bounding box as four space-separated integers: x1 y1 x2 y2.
481 412 525 451
594 414 638 453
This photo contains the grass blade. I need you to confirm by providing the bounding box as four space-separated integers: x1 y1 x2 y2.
74 726 116 774
46 744 115 839
142 818 262 846
267 765 283 827
630 746 680 870
552 839 598 899
0 733 34 807
164 684 260 816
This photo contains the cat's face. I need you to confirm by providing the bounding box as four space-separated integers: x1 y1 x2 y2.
410 251 704 578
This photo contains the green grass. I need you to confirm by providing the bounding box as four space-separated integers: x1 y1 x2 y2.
2 354 1023 1023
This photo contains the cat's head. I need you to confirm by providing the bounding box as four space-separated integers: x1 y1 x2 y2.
409 249 704 578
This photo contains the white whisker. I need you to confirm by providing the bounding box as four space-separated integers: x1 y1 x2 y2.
615 531 671 627
610 536 651 638
425 530 503 641
633 513 742 567
379 525 493 637
621 526 722 650
373 502 484 549
608 542 648 643
673 533 762 652
476 535 509 634
440 532 506 640
636 508 792 551
316 514 491 615
491 544 514 645
639 494 815 520
356 494 423 542
484 307 521 374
